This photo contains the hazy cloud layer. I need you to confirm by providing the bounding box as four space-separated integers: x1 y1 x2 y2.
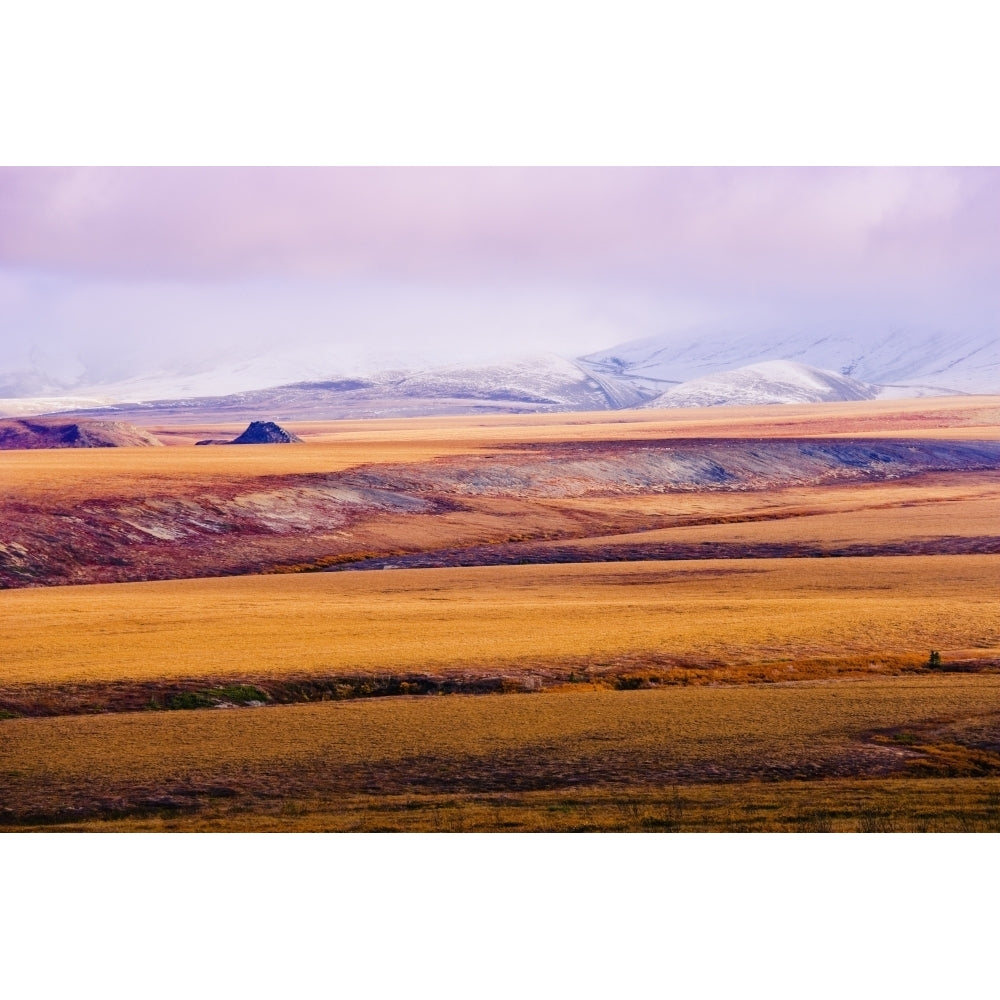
1 167 997 392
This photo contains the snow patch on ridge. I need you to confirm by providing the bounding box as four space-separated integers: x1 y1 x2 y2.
644 360 882 408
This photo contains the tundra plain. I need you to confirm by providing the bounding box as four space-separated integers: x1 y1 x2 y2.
2 397 1000 831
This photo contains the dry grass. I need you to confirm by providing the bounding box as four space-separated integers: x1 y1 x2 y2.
0 440 492 502
2 554 999 687
21 780 1000 833
5 677 1000 830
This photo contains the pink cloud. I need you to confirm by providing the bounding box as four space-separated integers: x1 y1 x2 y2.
0 167 996 304
1 166 997 384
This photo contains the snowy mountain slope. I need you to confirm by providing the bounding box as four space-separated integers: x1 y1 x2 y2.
6 329 995 421
579 329 1000 394
50 354 654 422
644 361 882 408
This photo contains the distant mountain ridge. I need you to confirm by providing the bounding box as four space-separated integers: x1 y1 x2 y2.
17 354 657 423
1 328 996 421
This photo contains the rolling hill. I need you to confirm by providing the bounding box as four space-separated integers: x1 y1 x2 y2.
0 418 163 449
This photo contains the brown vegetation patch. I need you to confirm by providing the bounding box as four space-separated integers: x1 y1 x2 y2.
330 534 1000 572
10 780 1000 833
5 678 1000 830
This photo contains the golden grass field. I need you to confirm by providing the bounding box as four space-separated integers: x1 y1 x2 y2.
3 396 1000 831
1 555 998 687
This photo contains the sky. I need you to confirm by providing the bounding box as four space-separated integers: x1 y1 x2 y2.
1 166 998 395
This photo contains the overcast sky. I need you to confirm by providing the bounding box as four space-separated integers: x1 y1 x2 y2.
1 166 997 391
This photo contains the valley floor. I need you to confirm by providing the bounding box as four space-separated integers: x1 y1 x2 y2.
3 397 1000 831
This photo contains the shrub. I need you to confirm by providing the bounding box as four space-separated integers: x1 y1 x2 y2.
214 684 268 704
167 691 217 710
167 685 269 709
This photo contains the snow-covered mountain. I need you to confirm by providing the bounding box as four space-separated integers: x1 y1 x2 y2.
3 328 996 420
645 361 882 408
27 354 656 422
0 350 658 419
579 329 999 396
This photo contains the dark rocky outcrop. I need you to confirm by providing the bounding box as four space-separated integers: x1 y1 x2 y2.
196 420 303 446
195 420 302 444
232 421 302 444
0 418 163 449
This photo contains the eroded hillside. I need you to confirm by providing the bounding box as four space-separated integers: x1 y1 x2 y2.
3 435 1000 588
